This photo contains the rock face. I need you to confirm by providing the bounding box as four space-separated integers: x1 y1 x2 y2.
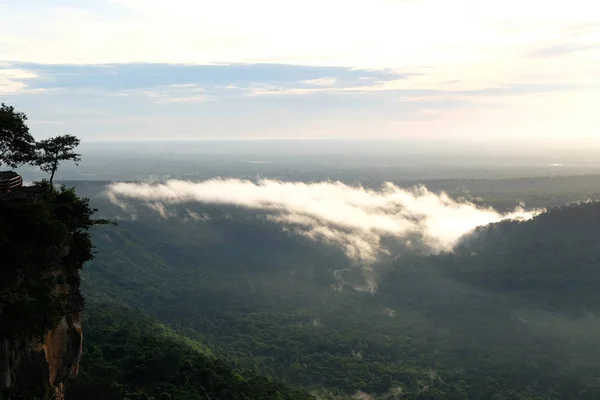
0 271 83 400
0 182 97 399
42 311 83 400
42 270 83 400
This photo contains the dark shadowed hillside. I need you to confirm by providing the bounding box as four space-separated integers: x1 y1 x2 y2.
73 177 600 400
66 301 314 400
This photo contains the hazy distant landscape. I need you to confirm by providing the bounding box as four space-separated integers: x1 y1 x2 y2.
3 1 599 398
6 132 600 400
17 140 600 184
25 142 599 399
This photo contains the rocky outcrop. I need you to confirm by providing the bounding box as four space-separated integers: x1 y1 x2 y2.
0 182 99 399
42 273 83 400
0 271 83 400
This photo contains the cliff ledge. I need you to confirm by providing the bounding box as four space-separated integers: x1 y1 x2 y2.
0 181 102 400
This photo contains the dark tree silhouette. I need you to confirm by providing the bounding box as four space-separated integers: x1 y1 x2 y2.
36 134 81 184
0 103 36 168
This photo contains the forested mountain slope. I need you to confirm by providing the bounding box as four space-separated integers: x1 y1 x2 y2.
66 301 313 400
384 201 600 312
77 184 600 400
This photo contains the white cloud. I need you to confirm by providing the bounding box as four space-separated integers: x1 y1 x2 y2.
0 65 38 94
104 178 539 292
1 1 597 78
184 209 211 222
126 84 210 103
146 202 174 218
107 179 541 267
1 0 598 140
243 85 319 97
302 77 337 86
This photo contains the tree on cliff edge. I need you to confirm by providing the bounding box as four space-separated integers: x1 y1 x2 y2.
0 103 36 168
36 134 81 184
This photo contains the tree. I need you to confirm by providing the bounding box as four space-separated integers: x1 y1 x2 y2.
35 134 81 184
0 103 36 168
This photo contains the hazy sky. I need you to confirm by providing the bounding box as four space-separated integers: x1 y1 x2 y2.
1 0 599 142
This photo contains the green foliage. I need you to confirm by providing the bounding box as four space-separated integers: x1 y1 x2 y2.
0 103 82 183
67 301 314 400
0 103 36 168
0 179 112 399
0 181 106 351
35 134 81 184
81 194 600 400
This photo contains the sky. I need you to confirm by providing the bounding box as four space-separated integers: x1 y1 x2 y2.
1 0 599 144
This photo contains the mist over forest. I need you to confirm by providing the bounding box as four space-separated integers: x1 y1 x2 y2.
33 145 600 400
2 0 599 396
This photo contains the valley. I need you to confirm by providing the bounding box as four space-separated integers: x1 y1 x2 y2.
65 173 600 400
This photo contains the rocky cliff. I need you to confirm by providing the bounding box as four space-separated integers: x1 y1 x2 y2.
0 181 103 399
